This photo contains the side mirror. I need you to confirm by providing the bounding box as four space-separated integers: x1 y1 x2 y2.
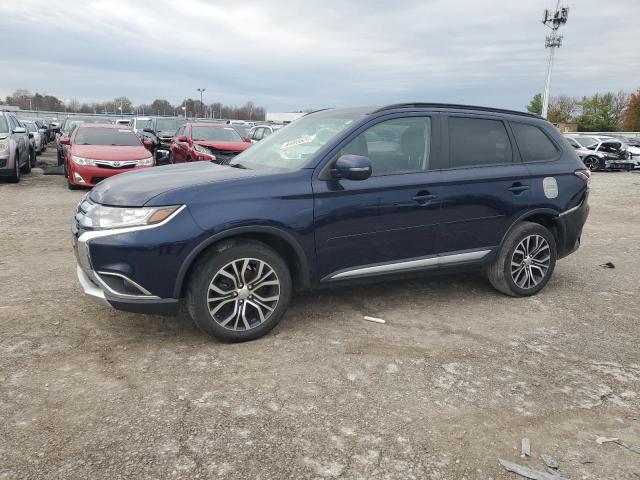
177 135 188 142
28 133 34 139
244 136 252 143
332 154 372 181
59 137 71 145
142 139 153 149
13 127 26 134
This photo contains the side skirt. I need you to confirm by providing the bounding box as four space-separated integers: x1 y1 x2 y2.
322 248 493 282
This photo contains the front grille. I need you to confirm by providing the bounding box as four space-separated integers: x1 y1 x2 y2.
211 149 242 165
96 163 136 169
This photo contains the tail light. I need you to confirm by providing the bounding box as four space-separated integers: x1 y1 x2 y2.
574 169 591 186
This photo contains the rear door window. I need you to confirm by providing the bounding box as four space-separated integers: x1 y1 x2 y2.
511 122 559 162
448 117 512 168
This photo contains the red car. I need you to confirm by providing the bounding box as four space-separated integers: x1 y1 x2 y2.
169 123 251 165
61 124 155 190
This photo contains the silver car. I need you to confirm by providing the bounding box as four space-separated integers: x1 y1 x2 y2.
0 111 32 182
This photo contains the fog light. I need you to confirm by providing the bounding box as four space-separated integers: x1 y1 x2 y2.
74 172 86 183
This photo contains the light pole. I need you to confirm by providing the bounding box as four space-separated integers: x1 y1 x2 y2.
197 88 206 118
541 2 569 119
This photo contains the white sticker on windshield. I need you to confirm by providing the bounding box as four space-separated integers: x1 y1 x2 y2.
280 134 316 150
543 177 558 199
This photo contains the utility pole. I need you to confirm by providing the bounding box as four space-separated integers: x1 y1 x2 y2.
541 2 569 119
197 88 206 118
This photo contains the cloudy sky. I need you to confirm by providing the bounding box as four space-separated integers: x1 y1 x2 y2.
1 0 638 112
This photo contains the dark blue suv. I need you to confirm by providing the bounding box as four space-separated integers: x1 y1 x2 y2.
72 103 590 341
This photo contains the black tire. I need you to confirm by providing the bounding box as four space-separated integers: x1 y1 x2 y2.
186 239 292 342
7 152 20 183
487 221 557 297
21 149 33 173
186 155 192 163
63 161 68 178
584 156 602 171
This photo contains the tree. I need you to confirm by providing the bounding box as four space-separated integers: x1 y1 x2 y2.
547 95 579 123
622 89 640 131
150 99 173 115
526 93 542 115
113 96 133 114
576 92 624 132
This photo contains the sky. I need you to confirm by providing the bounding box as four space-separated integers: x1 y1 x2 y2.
1 0 639 112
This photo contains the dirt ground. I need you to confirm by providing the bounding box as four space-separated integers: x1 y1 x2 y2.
1 147 639 480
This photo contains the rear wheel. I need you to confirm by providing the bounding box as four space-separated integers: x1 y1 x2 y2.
186 240 292 342
584 156 602 171
487 222 557 297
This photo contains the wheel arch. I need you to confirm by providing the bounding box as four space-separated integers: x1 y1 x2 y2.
174 226 311 298
499 209 564 255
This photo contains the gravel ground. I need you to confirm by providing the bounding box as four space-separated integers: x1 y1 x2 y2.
1 147 639 479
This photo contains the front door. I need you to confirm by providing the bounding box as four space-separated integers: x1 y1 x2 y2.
313 115 444 281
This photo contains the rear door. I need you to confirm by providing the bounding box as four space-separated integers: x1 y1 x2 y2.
438 114 530 255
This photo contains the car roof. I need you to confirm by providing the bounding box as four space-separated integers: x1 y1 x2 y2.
188 123 234 128
76 123 132 129
369 102 539 118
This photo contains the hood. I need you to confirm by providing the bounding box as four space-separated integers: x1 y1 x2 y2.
90 162 258 207
194 140 250 151
72 145 151 161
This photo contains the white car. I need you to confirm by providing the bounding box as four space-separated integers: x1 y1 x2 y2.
21 120 44 154
564 134 635 171
129 117 151 134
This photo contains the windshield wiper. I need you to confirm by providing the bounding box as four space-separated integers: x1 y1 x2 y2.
227 162 250 169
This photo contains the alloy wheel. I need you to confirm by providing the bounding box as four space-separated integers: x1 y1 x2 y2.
207 258 280 331
510 235 551 289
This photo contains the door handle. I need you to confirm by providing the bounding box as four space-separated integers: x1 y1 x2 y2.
412 191 438 205
508 183 529 194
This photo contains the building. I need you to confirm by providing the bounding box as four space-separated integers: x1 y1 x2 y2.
266 112 305 124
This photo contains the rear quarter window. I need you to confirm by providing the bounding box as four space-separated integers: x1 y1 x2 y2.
511 122 559 162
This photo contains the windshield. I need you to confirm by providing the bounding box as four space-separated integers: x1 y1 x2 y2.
232 125 250 137
230 108 367 171
0 117 8 134
74 128 141 146
574 136 597 148
134 118 150 130
155 118 185 133
63 120 84 134
192 126 242 142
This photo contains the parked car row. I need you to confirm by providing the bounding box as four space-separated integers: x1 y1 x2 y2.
564 133 640 171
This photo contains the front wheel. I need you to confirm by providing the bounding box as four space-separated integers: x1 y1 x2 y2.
487 222 557 297
186 240 292 342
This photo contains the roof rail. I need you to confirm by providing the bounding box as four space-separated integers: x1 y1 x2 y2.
371 103 540 118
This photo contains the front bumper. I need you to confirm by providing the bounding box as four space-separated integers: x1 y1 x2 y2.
76 265 179 315
72 200 204 315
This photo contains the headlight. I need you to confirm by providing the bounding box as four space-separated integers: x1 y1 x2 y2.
72 155 96 166
0 138 8 152
136 156 154 166
79 202 182 229
194 144 213 155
